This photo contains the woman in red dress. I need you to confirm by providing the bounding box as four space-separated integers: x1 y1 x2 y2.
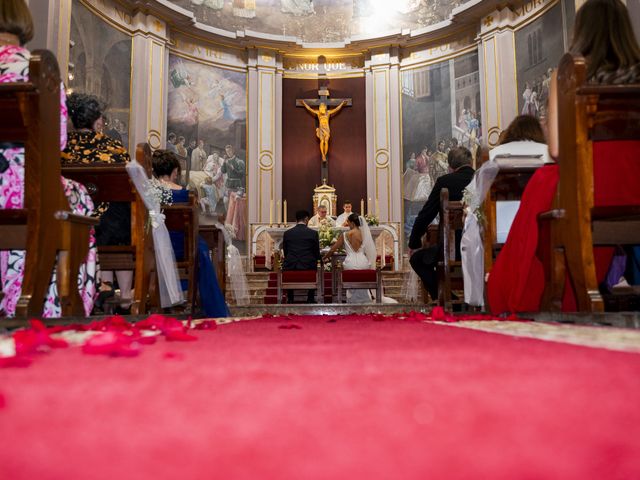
487 0 640 314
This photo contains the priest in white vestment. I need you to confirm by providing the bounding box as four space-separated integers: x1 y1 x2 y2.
308 205 336 228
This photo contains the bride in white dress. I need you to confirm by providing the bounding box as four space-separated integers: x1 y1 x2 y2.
323 214 397 304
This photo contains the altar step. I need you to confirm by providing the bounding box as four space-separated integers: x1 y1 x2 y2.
225 271 416 305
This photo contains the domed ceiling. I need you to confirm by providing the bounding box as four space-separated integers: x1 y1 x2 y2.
170 0 465 43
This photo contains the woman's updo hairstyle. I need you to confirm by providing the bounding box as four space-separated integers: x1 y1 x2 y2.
347 213 360 227
67 93 105 130
152 149 181 178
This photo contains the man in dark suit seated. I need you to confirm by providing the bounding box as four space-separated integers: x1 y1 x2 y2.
282 210 322 303
408 146 475 302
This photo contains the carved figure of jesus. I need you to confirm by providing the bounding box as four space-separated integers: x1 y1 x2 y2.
301 100 347 162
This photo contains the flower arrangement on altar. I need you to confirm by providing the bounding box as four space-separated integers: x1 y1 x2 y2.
318 224 340 249
364 213 379 226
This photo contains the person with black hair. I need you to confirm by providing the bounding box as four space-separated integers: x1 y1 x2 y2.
282 210 322 303
151 150 229 317
62 92 132 312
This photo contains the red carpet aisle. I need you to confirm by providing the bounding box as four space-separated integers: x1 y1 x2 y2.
1 315 640 479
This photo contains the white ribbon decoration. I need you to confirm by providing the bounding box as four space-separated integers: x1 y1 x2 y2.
461 161 500 307
126 160 184 308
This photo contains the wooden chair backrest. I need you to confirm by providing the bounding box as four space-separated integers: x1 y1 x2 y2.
439 188 464 264
61 143 157 314
556 52 640 221
437 188 464 310
483 159 544 273
163 191 199 312
0 50 93 316
0 50 65 249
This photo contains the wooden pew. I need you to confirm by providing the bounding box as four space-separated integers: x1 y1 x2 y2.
482 155 546 276
540 52 640 312
163 191 199 312
0 50 97 317
62 143 157 314
437 188 465 311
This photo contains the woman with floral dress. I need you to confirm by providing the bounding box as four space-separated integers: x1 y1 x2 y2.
0 0 97 317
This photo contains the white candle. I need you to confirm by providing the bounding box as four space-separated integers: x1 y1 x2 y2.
269 199 273 225
360 199 365 216
368 197 372 216
277 200 281 224
284 200 288 225
382 236 386 268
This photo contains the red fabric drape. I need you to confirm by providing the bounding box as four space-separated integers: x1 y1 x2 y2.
488 140 640 314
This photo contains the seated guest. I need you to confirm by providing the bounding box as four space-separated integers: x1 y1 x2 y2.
488 115 550 163
308 205 336 228
61 93 132 311
151 150 229 318
0 0 97 317
335 201 353 227
488 0 640 314
282 210 321 303
461 116 549 306
409 147 475 302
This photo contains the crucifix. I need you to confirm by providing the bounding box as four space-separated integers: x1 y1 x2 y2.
296 55 352 183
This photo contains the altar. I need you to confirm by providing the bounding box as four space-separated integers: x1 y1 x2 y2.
251 223 401 271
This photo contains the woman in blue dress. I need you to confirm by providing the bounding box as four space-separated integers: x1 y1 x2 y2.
151 150 229 318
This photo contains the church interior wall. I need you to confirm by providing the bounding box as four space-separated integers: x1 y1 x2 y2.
514 2 566 121
282 76 367 220
68 0 133 150
24 0 596 261
400 51 481 246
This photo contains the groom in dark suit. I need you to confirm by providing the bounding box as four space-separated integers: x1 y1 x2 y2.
409 146 475 302
282 210 322 303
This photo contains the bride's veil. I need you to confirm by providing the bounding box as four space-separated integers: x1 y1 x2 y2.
359 216 377 269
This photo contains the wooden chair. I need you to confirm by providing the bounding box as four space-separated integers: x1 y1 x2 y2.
482 155 546 276
540 53 640 312
276 260 324 304
163 191 199 312
0 50 97 317
437 188 465 311
335 261 382 304
62 143 157 314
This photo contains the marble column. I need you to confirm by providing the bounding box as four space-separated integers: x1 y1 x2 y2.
479 8 519 147
129 14 168 154
365 47 402 224
247 49 283 225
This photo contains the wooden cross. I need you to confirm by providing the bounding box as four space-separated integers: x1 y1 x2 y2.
296 56 352 183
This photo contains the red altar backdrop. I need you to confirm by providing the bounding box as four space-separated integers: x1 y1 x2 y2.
282 77 367 221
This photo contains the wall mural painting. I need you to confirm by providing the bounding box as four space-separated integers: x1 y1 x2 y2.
515 2 565 126
172 0 464 43
167 54 248 252
401 52 481 246
68 0 132 148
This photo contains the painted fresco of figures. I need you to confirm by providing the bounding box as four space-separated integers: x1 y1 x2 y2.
167 54 247 250
400 52 481 246
174 0 461 43
281 0 314 15
68 0 132 150
515 2 566 122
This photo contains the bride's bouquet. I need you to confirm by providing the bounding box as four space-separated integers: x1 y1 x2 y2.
318 224 340 249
